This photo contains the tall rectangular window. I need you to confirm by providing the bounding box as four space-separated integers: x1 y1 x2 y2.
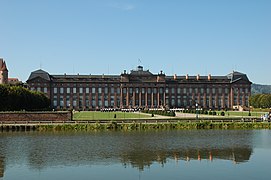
160 88 163 94
44 87 47 93
86 88 89 94
60 87 64 94
212 88 216 94
142 88 145 94
79 88 83 94
67 88 70 94
104 87 108 94
177 88 181 94
54 87 57 94
73 87 77 93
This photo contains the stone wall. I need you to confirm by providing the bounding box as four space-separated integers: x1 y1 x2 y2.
0 111 72 121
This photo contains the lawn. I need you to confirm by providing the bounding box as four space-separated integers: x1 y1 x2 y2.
216 111 267 117
73 111 150 120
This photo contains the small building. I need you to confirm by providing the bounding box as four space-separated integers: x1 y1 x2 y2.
27 66 252 111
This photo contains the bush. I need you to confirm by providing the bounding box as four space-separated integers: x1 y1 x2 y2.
221 111 225 116
212 111 216 116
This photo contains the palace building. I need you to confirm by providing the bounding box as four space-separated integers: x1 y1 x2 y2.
27 66 251 110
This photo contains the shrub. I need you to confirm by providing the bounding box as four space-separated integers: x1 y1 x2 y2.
221 111 225 116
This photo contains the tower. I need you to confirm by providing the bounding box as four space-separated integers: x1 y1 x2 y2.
0 58 8 84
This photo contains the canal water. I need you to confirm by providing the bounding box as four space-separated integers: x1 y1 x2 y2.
0 130 271 180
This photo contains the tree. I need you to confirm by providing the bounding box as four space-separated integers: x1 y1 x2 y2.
0 84 50 111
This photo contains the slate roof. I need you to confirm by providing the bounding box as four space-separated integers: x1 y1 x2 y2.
227 71 250 83
27 69 51 81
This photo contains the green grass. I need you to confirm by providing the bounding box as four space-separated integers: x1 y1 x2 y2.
216 111 267 117
73 111 150 120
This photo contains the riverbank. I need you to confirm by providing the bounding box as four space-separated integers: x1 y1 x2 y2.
1 120 270 132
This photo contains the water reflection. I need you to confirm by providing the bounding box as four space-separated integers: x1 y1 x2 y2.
0 130 255 177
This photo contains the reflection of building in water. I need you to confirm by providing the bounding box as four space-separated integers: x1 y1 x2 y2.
120 147 252 171
0 156 4 178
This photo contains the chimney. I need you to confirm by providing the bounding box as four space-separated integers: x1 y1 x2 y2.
174 74 177 80
197 74 200 80
186 74 189 80
208 74 211 81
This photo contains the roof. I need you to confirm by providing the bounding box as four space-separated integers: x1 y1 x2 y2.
227 71 250 83
128 66 153 76
27 69 51 81
0 58 8 71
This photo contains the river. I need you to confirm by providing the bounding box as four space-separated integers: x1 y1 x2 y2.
0 130 271 180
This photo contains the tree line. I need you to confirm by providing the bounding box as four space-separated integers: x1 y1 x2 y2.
0 84 50 111
249 94 271 109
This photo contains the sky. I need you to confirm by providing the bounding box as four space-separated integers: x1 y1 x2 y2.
0 0 270 84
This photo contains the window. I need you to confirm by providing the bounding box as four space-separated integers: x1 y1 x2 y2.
177 88 181 94
37 87 41 92
123 88 127 94
165 88 169 94
104 87 108 94
225 88 229 94
160 88 163 94
183 88 187 94
98 87 102 94
92 87 95 93
153 88 157 94
111 87 114 94
79 88 83 94
73 87 77 93
136 88 139 94
172 88 175 94
129 88 133 94
60 96 64 107
148 88 151 94
73 96 77 106
60 87 64 94
212 88 216 94
44 87 47 93
67 88 70 94
54 88 57 94
86 88 89 94
53 95 57 107
142 88 145 94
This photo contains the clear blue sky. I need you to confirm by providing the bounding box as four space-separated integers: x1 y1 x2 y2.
0 0 270 84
